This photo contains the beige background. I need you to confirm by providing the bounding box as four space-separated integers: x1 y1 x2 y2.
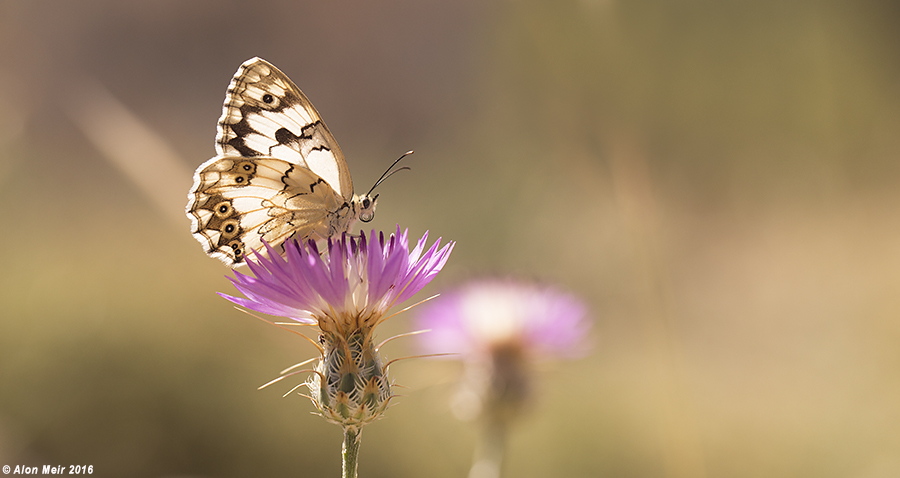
1 1 899 477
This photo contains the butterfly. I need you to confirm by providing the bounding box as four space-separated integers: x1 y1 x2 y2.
187 57 403 266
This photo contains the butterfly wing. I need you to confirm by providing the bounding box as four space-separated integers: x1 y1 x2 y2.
187 57 360 265
187 156 347 264
216 57 353 200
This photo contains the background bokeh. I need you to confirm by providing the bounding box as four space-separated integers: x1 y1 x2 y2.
2 1 900 477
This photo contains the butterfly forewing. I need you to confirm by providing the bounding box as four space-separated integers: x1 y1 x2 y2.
216 58 352 199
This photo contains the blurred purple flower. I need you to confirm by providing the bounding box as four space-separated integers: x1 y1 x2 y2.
416 279 591 359
415 279 591 429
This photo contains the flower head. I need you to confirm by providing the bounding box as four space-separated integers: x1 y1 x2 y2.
416 279 590 358
222 226 454 432
415 279 590 424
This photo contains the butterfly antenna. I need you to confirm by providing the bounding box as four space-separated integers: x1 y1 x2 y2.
367 150 414 197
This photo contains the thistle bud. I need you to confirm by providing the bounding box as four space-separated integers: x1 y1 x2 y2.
309 330 393 433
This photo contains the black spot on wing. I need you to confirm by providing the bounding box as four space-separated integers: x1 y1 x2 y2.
272 121 333 158
300 121 327 140
275 127 300 146
226 137 259 157
225 111 261 157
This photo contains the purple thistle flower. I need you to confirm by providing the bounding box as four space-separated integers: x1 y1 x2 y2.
222 226 454 329
221 226 454 433
415 279 591 426
416 279 591 360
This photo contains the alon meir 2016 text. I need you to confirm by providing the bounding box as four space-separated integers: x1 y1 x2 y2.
5 465 93 475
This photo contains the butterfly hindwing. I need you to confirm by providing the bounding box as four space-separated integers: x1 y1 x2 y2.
216 57 353 199
188 156 346 264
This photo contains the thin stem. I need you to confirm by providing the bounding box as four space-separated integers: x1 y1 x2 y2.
467 421 507 478
342 428 362 478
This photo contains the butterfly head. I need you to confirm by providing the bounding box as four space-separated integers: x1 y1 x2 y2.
357 194 378 223
356 150 413 224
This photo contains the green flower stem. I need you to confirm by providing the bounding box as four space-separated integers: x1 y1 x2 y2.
342 428 362 478
468 422 507 478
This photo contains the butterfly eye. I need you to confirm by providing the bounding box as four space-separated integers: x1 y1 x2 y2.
234 161 255 173
360 206 375 223
221 219 240 238
228 240 245 257
362 198 371 208
214 201 233 218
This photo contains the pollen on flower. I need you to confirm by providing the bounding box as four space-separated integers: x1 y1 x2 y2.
220 226 454 432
